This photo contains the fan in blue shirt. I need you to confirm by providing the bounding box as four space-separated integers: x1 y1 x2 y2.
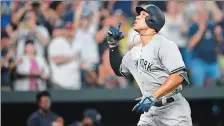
187 8 221 87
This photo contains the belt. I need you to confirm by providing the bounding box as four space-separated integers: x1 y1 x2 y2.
154 97 175 107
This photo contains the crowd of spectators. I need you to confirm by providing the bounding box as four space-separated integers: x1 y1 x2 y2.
1 1 224 91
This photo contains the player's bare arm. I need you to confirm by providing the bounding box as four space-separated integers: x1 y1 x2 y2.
152 73 184 99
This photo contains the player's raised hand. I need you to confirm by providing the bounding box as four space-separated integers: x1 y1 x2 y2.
132 95 157 114
107 22 124 47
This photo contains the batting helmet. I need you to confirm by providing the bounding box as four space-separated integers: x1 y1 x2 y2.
136 4 165 32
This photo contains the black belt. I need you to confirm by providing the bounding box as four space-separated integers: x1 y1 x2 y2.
154 97 175 107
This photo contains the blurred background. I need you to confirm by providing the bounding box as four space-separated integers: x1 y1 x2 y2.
1 1 224 126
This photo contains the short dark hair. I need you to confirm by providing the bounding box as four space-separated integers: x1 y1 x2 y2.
25 39 34 45
50 1 62 10
36 91 51 103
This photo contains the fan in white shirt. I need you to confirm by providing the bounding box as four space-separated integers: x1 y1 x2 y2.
48 28 82 90
14 40 49 91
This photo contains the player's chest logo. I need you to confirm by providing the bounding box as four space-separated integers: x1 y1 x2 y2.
134 58 153 73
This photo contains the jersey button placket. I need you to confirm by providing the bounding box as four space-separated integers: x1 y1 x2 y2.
139 49 142 74
140 48 142 57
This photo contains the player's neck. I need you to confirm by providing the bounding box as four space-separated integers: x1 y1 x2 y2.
140 32 156 47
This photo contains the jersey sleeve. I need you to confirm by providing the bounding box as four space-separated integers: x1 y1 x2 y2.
159 41 186 74
120 51 131 76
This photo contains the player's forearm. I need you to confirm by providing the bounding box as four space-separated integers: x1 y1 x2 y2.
109 46 123 76
188 30 204 49
152 73 184 99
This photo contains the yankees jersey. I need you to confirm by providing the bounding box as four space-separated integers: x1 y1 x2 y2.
120 34 187 97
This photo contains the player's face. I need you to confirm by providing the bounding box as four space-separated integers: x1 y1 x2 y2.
133 11 149 31
39 96 51 110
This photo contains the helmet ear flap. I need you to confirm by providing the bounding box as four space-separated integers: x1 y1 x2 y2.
145 15 155 26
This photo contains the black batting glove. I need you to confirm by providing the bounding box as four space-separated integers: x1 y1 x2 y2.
107 23 124 47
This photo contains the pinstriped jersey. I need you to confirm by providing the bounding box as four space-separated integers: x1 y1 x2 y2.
120 34 186 97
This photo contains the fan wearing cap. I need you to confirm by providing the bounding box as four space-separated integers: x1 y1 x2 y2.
107 4 192 126
69 109 102 126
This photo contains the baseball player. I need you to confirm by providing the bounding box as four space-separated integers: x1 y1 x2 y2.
107 4 192 126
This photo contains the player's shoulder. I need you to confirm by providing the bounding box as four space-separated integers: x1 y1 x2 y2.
156 34 178 49
27 111 40 121
129 43 141 52
125 43 141 58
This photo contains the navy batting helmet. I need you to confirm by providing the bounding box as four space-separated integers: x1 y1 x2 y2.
136 4 165 32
